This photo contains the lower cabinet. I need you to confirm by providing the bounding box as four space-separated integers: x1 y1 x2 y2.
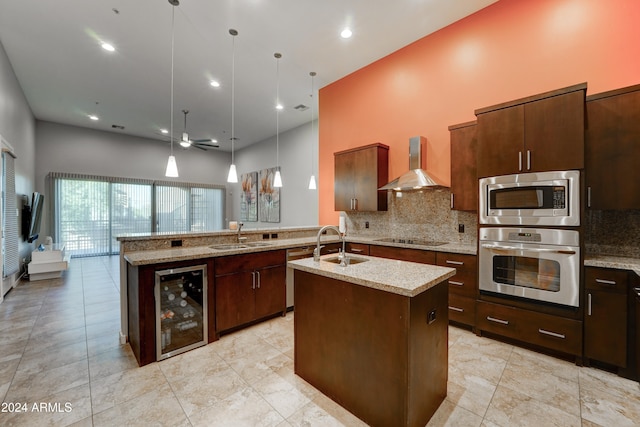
476 300 583 358
436 252 477 328
369 245 435 264
215 250 286 334
584 267 629 368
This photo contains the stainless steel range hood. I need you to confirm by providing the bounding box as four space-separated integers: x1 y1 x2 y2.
379 136 448 191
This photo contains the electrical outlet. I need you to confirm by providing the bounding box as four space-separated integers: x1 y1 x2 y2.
365 221 369 229
458 224 465 233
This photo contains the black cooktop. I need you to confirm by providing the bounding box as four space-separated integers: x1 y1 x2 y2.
374 237 447 246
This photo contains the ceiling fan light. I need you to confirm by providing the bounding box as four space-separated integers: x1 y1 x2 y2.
273 169 283 188
179 140 191 148
165 155 179 177
227 164 238 183
308 175 317 190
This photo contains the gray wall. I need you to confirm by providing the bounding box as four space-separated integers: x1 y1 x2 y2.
231 120 319 228
34 121 234 238
0 39 36 277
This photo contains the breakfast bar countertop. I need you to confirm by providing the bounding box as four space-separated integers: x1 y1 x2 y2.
288 254 456 298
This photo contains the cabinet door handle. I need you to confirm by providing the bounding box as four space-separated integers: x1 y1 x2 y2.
595 278 617 286
353 198 358 210
518 151 523 171
256 271 261 289
587 187 592 208
251 271 256 289
450 193 454 209
527 150 531 170
587 293 592 316
538 328 565 339
446 260 464 266
487 316 509 325
448 306 464 312
448 280 464 287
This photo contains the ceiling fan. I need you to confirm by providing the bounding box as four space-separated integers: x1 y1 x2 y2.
177 109 220 150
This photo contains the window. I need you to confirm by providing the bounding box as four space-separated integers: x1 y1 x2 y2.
49 173 225 257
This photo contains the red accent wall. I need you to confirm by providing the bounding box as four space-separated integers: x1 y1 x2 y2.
318 0 640 225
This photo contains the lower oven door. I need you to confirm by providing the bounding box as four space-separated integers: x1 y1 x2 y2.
479 228 580 308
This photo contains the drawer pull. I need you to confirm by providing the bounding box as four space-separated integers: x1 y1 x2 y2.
446 260 464 266
595 278 617 286
448 280 464 287
487 316 509 325
350 248 364 253
448 306 464 312
538 328 565 339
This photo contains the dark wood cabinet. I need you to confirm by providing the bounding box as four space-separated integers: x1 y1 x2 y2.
584 267 628 368
334 143 389 211
585 84 640 210
476 300 583 358
369 244 435 264
449 121 478 211
436 252 477 327
215 250 286 334
476 83 586 178
346 242 370 256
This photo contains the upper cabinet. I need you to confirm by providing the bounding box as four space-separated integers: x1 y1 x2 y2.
449 121 478 211
334 143 389 211
585 84 640 210
475 83 586 178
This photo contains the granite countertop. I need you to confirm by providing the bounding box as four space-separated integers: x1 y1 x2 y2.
288 254 456 297
123 235 477 266
584 254 640 277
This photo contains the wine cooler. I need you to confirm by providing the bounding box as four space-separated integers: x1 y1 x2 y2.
155 264 207 360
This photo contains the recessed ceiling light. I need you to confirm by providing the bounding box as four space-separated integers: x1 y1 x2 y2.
88 114 99 121
160 129 169 134
101 42 115 52
210 80 220 88
340 28 352 39
210 139 218 144
276 103 283 110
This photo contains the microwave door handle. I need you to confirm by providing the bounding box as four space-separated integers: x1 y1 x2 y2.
481 244 576 255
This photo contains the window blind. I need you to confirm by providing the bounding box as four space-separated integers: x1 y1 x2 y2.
3 151 19 277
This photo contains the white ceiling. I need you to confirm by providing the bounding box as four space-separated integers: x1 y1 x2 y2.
0 0 497 152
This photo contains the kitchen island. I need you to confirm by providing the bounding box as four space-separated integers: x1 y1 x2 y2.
288 254 456 427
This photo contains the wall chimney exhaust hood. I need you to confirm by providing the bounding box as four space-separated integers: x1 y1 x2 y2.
379 136 448 191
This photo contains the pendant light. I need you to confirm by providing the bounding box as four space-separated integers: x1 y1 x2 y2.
308 72 317 190
165 0 179 178
226 29 239 183
273 52 283 188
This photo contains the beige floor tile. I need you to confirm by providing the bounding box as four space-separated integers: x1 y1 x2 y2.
5 359 90 403
484 384 581 427
92 382 189 427
188 386 285 427
16 339 88 376
579 367 640 427
427 398 483 427
90 362 168 414
87 344 138 381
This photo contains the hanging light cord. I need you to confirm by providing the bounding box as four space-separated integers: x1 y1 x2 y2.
231 31 236 164
169 5 175 156
310 72 315 174
275 53 281 168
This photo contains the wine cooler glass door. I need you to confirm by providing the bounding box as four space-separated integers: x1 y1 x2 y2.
155 264 208 360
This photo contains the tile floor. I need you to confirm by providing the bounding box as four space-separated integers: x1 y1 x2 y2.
0 256 639 426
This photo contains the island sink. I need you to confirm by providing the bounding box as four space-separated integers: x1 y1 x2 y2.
322 255 368 266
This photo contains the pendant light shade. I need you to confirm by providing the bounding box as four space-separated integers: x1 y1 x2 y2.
165 0 179 177
165 155 179 177
273 52 283 188
308 175 317 190
227 29 239 183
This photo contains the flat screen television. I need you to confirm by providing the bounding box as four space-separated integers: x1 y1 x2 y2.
22 192 44 243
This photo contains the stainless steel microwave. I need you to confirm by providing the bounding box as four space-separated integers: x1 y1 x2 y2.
479 170 580 226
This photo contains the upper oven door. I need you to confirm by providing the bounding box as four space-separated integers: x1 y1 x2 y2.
479 170 580 226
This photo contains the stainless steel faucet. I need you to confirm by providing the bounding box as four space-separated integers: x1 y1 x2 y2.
237 222 246 243
314 225 346 263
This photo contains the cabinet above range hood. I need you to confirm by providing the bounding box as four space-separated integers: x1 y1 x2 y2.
379 136 448 191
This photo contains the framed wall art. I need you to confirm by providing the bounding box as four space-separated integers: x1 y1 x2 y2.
259 167 280 222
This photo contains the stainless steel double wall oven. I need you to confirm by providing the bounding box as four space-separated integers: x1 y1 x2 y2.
478 171 581 307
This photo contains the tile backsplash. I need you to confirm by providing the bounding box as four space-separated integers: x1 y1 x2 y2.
343 189 477 245
585 210 640 258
